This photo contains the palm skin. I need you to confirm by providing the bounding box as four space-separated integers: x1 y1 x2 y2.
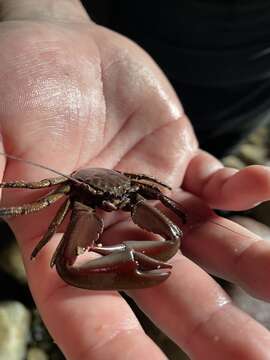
1 8 270 360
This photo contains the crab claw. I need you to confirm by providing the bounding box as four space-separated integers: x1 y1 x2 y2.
56 242 172 290
52 198 182 290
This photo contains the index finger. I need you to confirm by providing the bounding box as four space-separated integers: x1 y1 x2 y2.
177 191 270 302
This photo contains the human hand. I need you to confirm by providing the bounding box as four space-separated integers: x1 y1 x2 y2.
1 1 270 359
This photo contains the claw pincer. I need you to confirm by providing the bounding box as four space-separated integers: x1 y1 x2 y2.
0 168 185 290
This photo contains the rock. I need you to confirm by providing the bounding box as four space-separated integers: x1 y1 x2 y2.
0 301 30 360
248 126 269 147
221 155 245 169
238 143 268 165
27 347 48 360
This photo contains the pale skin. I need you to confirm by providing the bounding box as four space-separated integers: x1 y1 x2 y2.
1 1 270 359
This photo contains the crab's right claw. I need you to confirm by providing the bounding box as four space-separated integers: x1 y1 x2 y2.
56 241 172 290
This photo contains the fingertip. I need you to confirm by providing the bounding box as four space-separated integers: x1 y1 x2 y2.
184 150 270 210
214 165 270 210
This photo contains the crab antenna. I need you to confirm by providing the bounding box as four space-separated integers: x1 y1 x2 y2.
0 151 83 185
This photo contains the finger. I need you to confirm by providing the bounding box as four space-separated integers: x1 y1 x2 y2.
130 254 270 360
0 0 90 23
103 220 270 359
171 191 270 302
183 149 270 210
17 231 167 360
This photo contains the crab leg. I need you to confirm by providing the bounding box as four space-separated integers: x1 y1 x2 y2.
95 196 183 261
124 172 171 190
0 176 67 189
0 185 70 217
31 198 71 260
139 184 187 224
130 195 182 261
158 194 187 224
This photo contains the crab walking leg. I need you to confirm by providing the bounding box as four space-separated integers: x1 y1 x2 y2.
0 176 68 189
139 184 187 224
124 172 171 190
158 194 188 224
31 199 71 260
0 185 70 217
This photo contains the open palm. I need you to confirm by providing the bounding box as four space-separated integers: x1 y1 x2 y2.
1 3 270 359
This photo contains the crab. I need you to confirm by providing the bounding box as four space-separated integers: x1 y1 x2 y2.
0 168 186 290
